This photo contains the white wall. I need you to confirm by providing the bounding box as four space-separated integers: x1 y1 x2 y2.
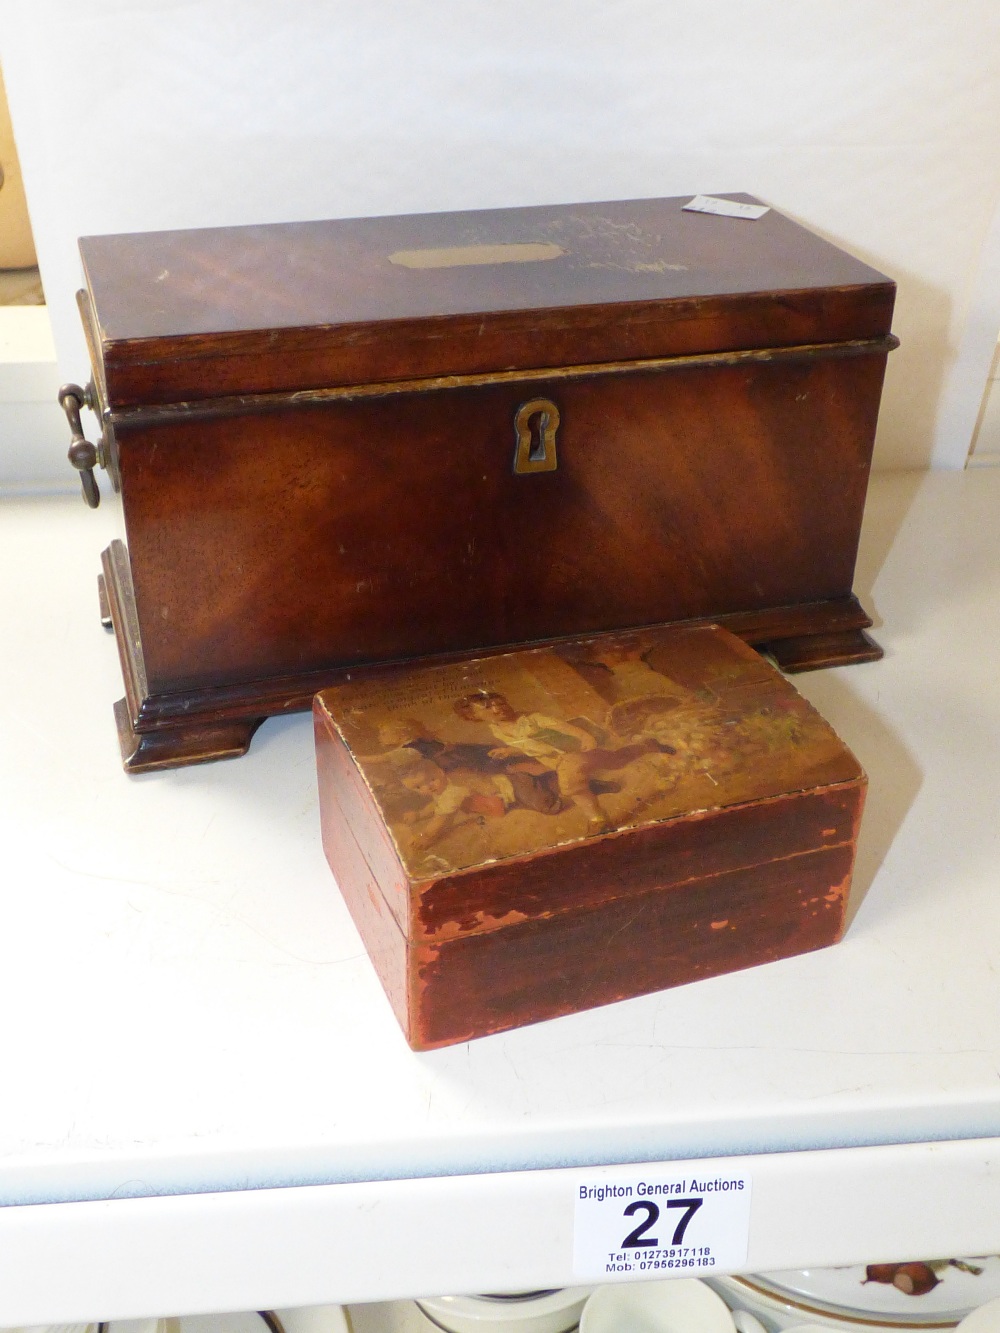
968 344 1000 465
4 0 1000 478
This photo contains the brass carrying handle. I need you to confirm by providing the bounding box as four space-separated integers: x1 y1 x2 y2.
59 382 102 508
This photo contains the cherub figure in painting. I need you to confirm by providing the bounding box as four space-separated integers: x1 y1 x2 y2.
376 717 498 774
395 753 498 852
454 691 669 832
376 715 561 816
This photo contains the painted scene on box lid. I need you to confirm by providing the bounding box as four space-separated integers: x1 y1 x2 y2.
325 627 861 881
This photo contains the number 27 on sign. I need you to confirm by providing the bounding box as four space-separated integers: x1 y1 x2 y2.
573 1174 752 1281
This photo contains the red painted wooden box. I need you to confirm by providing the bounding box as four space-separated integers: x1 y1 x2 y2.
313 624 866 1049
68 192 896 772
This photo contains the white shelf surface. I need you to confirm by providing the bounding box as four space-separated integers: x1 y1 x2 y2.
2 470 1000 1322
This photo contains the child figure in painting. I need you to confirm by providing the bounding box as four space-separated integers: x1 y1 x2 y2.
396 755 495 852
377 716 561 816
455 691 667 832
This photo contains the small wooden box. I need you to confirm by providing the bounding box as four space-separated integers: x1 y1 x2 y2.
313 624 866 1049
75 194 896 772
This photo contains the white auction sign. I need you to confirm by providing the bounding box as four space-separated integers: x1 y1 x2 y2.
573 1169 753 1283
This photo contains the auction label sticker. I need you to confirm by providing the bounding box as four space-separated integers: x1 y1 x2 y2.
573 1169 752 1282
683 194 770 220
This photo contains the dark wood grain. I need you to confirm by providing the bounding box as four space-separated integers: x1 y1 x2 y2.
116 350 888 695
114 699 262 773
80 194 894 406
764 628 883 672
78 195 896 770
103 535 877 771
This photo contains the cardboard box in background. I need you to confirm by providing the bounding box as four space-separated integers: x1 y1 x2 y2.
0 64 36 271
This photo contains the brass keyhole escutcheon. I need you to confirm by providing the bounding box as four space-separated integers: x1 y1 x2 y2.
513 397 560 474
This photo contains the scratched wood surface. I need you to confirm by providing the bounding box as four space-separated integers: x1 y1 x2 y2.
80 194 894 405
77 194 895 771
314 625 866 1049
